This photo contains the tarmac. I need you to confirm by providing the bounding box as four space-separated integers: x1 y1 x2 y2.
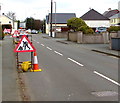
0 34 119 101
1 35 21 101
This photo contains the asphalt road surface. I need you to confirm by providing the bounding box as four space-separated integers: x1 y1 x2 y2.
18 34 119 101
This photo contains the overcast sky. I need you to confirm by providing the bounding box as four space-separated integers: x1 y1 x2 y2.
0 0 119 21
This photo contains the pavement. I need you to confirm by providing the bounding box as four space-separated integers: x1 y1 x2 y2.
0 34 119 101
42 34 119 58
1 35 21 101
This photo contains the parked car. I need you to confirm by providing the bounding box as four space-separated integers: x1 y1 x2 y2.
95 27 107 33
31 30 38 34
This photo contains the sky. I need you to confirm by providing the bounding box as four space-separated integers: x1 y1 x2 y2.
0 0 119 21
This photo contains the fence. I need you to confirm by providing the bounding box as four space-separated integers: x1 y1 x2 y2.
68 32 109 44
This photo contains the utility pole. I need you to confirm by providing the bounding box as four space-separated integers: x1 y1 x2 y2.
54 1 56 31
50 0 53 37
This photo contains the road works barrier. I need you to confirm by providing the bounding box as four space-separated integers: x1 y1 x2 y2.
13 35 42 72
30 51 42 72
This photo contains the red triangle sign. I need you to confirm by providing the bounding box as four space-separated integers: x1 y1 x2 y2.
14 36 36 52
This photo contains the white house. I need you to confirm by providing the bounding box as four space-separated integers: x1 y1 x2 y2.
80 9 110 30
0 13 18 31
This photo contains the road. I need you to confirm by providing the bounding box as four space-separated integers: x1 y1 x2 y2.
19 34 119 101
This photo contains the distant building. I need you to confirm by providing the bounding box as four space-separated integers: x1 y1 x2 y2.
19 22 26 29
46 13 76 34
103 9 119 18
109 13 120 26
118 1 120 11
80 9 110 30
0 13 18 31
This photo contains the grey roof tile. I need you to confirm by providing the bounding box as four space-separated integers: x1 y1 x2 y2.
47 13 76 24
103 9 119 18
80 9 109 20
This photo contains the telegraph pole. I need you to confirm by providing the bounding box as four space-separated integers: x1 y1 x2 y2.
50 0 53 37
54 1 56 31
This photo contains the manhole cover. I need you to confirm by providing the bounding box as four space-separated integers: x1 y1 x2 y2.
91 91 118 97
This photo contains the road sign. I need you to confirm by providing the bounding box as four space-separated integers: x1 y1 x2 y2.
14 35 36 52
12 30 20 37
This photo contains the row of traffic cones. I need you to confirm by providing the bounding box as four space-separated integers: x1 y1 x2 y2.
30 51 42 72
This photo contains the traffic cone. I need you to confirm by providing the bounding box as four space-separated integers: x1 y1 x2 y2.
30 51 42 72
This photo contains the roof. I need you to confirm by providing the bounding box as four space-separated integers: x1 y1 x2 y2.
109 13 120 19
80 9 109 20
46 13 76 24
2 13 16 21
103 9 119 18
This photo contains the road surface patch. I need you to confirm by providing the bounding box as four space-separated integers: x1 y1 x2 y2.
67 58 84 67
91 91 118 97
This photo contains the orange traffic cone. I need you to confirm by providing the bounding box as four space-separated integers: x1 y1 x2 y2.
30 51 42 72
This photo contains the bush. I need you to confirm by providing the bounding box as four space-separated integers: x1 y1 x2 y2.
108 26 120 32
79 26 94 34
67 17 87 31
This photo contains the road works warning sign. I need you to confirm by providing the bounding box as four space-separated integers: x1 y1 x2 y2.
14 36 36 52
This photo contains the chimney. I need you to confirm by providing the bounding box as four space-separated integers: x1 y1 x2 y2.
108 8 111 11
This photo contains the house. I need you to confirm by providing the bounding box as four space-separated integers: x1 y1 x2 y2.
103 8 119 18
46 13 76 34
0 13 18 32
109 13 120 26
80 9 110 30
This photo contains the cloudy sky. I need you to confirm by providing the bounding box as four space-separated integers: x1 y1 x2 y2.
0 0 119 21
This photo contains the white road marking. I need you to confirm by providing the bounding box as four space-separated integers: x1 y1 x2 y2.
47 47 52 51
54 51 63 56
94 71 120 86
67 58 84 67
41 44 45 46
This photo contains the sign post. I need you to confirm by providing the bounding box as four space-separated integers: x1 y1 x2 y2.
14 35 36 72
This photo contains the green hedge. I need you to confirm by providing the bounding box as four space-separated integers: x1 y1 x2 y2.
78 26 94 34
108 26 120 32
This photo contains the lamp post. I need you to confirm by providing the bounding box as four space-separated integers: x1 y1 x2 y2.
50 0 53 37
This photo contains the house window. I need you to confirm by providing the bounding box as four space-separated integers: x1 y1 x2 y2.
9 21 11 23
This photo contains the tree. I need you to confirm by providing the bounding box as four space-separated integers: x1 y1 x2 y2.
25 17 35 30
6 11 16 20
67 17 87 31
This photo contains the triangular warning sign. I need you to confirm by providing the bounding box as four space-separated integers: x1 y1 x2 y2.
14 36 36 52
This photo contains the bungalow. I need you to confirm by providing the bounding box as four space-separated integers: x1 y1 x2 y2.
0 13 18 32
109 13 120 26
80 9 110 31
46 13 76 34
